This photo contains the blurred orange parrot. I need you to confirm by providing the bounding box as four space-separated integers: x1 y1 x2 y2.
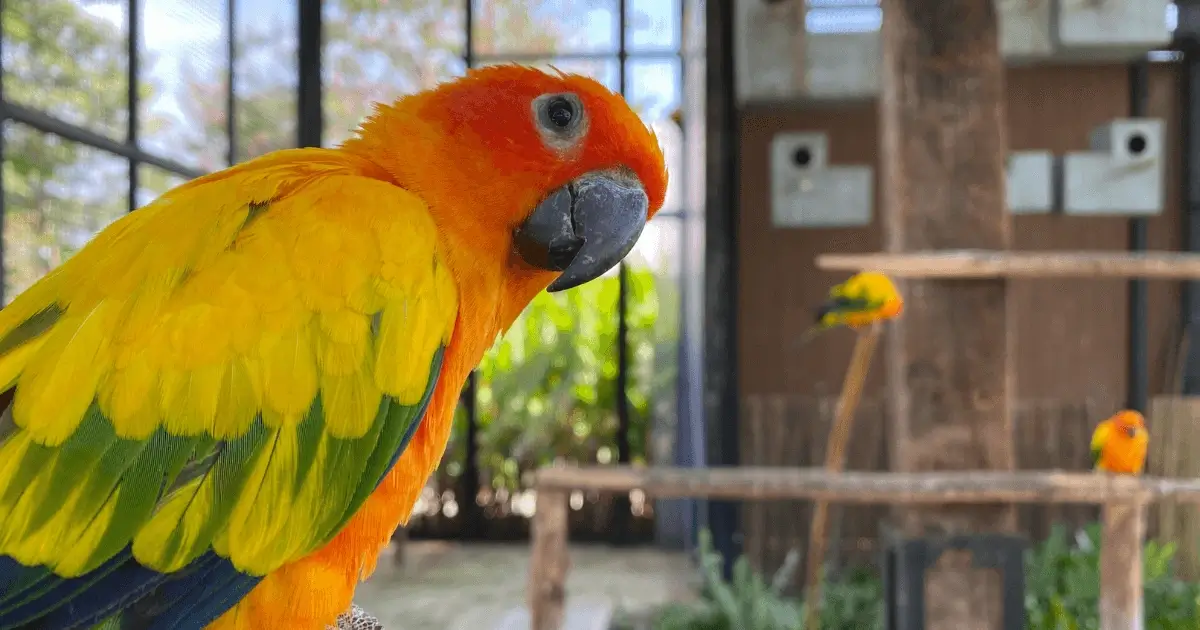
0 65 667 629
1090 409 1150 475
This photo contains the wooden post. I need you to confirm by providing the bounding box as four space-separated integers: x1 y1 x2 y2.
803 323 882 628
879 0 1014 628
529 489 570 630
1099 500 1146 630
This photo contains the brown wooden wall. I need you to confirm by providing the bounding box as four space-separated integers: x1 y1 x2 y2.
739 62 1183 404
737 63 1186 578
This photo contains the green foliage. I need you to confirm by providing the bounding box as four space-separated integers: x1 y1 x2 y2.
645 529 883 630
653 529 804 630
1025 524 1200 630
635 524 1200 630
440 267 678 489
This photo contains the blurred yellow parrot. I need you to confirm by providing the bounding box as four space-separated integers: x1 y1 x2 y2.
800 271 903 344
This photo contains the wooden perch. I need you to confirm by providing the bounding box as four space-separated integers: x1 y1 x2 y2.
816 250 1200 279
529 466 1200 504
803 323 882 628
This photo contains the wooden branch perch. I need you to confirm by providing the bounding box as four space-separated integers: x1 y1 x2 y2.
530 466 1200 504
804 323 882 628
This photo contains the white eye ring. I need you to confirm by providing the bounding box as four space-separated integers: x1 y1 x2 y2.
532 92 588 152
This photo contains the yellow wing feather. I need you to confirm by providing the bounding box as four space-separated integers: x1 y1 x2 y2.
0 148 459 589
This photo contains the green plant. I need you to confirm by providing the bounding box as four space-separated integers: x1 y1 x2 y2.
437 266 679 492
629 522 1200 630
647 529 883 630
653 529 804 630
1025 523 1200 630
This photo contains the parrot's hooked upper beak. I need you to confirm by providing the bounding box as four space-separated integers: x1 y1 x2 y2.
512 166 649 292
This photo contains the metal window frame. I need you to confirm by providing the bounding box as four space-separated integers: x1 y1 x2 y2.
0 0 232 305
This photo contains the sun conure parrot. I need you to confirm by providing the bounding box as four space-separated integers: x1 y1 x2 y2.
0 64 667 630
1090 409 1150 475
799 270 904 344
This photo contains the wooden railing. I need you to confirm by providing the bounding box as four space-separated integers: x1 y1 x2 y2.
526 465 1200 630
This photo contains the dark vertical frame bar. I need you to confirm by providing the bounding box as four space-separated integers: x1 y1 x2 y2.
127 0 140 212
297 0 322 148
1178 1 1200 396
656 0 694 552
611 0 633 545
226 0 237 165
1127 59 1149 413
459 0 484 541
703 0 741 578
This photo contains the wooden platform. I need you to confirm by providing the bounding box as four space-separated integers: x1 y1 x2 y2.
816 249 1200 279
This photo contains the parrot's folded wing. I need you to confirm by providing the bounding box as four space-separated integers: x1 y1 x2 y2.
1089 422 1110 470
0 149 459 630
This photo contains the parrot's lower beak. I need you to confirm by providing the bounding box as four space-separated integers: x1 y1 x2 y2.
513 167 650 293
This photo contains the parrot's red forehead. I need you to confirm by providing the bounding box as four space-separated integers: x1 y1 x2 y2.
415 64 668 218
1113 410 1145 429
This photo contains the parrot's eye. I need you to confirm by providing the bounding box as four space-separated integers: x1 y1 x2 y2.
547 97 575 127
532 92 587 151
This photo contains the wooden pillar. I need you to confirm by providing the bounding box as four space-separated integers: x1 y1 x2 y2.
879 0 1015 628
1099 500 1146 630
529 488 570 630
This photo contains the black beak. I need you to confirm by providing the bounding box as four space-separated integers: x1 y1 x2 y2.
513 168 650 293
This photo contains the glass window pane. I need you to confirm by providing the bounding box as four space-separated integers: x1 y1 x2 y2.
475 57 620 93
628 57 683 214
627 216 682 466
627 0 681 52
471 0 618 56
1 0 129 140
3 122 128 302
323 0 467 147
235 0 298 161
139 0 230 172
136 163 191 209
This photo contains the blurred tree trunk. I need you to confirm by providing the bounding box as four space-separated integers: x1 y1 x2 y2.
879 0 1015 628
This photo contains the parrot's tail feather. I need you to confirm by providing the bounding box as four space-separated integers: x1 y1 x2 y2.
133 556 262 630
0 548 168 630
0 549 262 630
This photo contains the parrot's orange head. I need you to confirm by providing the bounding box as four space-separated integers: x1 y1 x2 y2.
343 64 668 293
1111 409 1146 438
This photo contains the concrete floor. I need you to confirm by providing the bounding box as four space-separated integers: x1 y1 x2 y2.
352 541 696 630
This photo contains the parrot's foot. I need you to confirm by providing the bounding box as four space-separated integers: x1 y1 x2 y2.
330 603 384 630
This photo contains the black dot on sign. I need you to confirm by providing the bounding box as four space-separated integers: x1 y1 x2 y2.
1127 133 1147 155
792 146 812 168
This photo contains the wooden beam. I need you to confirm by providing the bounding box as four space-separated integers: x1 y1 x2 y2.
528 489 570 630
529 466 1200 503
1099 500 1147 630
817 250 1200 279
879 0 1012 626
